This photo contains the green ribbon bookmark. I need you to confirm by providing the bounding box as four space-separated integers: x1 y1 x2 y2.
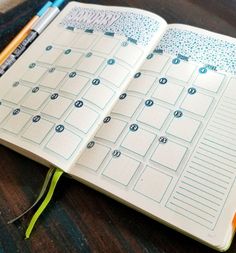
25 168 63 239
8 167 55 224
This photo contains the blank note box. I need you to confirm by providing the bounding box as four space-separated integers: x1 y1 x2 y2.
137 104 170 129
60 75 89 95
56 51 82 68
83 84 114 109
78 143 110 171
77 55 104 74
103 155 140 185
151 141 187 171
152 83 183 105
42 96 72 119
4 85 30 104
96 118 127 142
22 65 46 83
38 48 62 64
23 119 54 144
223 78 236 99
167 116 201 142
127 74 156 95
99 64 129 87
194 71 225 92
134 166 172 202
46 129 81 159
92 36 119 54
180 92 213 117
40 70 67 89
3 112 31 134
72 33 98 50
21 90 50 110
166 61 196 82
121 128 156 156
0 105 11 123
66 106 99 133
112 95 142 118
115 44 143 66
141 54 169 73
54 30 77 46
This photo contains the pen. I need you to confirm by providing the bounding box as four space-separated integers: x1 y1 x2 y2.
0 1 52 66
0 0 65 77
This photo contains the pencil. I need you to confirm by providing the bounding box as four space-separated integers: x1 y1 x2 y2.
0 1 52 65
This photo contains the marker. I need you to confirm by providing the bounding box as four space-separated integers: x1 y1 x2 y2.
0 0 65 77
0 1 52 66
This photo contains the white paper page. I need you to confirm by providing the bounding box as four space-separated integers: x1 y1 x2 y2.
70 24 236 250
0 2 167 171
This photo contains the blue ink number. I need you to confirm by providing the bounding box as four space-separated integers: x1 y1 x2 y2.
145 99 154 107
107 59 115 65
112 150 121 158
74 100 83 108
188 87 197 95
13 108 20 115
55 124 64 133
33 115 41 123
172 58 180 64
174 110 183 118
159 136 168 144
87 141 95 149
103 116 111 123
119 93 127 100
51 93 59 100
130 124 138 132
159 77 167 84
92 78 100 85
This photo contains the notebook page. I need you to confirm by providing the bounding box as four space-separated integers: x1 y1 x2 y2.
70 24 236 250
0 2 167 171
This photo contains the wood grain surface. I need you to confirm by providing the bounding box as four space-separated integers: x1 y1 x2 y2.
0 1 236 253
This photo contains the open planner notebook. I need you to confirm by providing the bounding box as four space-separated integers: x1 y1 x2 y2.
0 1 236 251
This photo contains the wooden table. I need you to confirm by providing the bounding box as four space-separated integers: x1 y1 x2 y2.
0 1 236 252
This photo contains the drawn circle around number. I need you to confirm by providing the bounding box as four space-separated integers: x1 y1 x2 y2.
69 72 76 78
145 99 154 107
121 41 128 47
13 108 20 115
32 87 39 93
174 110 183 118
130 124 139 132
29 63 36 69
46 45 52 51
172 58 180 64
74 100 83 108
49 67 55 73
146 53 153 60
13 81 19 87
86 52 92 58
87 141 95 149
92 78 100 85
112 150 121 158
33 115 41 123
51 93 59 100
55 125 64 133
159 136 168 144
159 77 167 84
188 87 197 95
199 67 207 74
107 59 115 65
103 116 111 123
119 93 127 100
134 72 141 78
65 49 71 55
